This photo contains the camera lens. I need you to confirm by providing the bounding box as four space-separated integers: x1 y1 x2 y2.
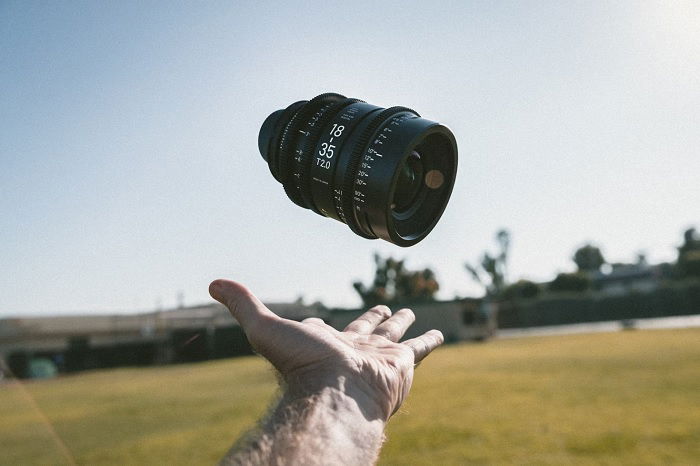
258 93 458 247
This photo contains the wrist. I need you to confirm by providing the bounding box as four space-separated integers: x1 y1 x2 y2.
267 380 385 465
283 369 389 422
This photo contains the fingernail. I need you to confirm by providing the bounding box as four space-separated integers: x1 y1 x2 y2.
209 280 225 301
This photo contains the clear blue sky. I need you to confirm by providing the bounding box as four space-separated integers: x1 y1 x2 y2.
1 1 698 315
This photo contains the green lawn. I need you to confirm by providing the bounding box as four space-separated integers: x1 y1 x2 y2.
2 328 699 465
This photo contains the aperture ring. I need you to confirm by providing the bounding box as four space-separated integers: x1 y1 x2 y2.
341 106 418 239
285 101 336 208
277 104 307 185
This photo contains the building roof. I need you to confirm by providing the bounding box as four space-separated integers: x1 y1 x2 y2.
0 300 326 353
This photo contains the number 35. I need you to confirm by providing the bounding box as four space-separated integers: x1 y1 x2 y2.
319 143 335 158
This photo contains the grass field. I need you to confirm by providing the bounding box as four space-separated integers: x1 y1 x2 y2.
2 328 699 465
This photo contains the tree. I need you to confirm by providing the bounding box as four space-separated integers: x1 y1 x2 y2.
677 227 700 278
501 280 541 300
353 253 439 307
465 229 511 297
573 244 605 273
548 272 591 292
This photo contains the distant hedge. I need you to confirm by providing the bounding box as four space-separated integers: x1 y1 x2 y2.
497 279 700 328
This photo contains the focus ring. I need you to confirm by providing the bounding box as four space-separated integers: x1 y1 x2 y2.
300 97 363 214
280 93 345 208
341 106 418 238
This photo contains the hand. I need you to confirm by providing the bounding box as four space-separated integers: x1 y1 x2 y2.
209 279 444 422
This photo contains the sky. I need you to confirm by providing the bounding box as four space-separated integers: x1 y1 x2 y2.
1 0 698 316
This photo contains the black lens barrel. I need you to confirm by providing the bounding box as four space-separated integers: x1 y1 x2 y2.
258 93 457 246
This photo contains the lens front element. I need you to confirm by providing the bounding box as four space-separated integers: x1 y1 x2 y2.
392 151 424 214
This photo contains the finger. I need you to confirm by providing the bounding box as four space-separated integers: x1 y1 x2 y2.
209 279 278 332
403 329 444 364
343 305 391 334
372 308 415 342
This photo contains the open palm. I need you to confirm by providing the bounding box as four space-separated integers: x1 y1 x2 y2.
209 279 444 421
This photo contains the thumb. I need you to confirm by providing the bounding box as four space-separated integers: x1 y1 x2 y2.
209 279 278 330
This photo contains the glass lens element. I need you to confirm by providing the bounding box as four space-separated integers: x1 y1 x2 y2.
392 151 424 213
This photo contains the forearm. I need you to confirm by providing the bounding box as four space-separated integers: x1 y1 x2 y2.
221 383 386 465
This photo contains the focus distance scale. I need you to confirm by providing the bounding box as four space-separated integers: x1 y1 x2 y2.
258 93 458 247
